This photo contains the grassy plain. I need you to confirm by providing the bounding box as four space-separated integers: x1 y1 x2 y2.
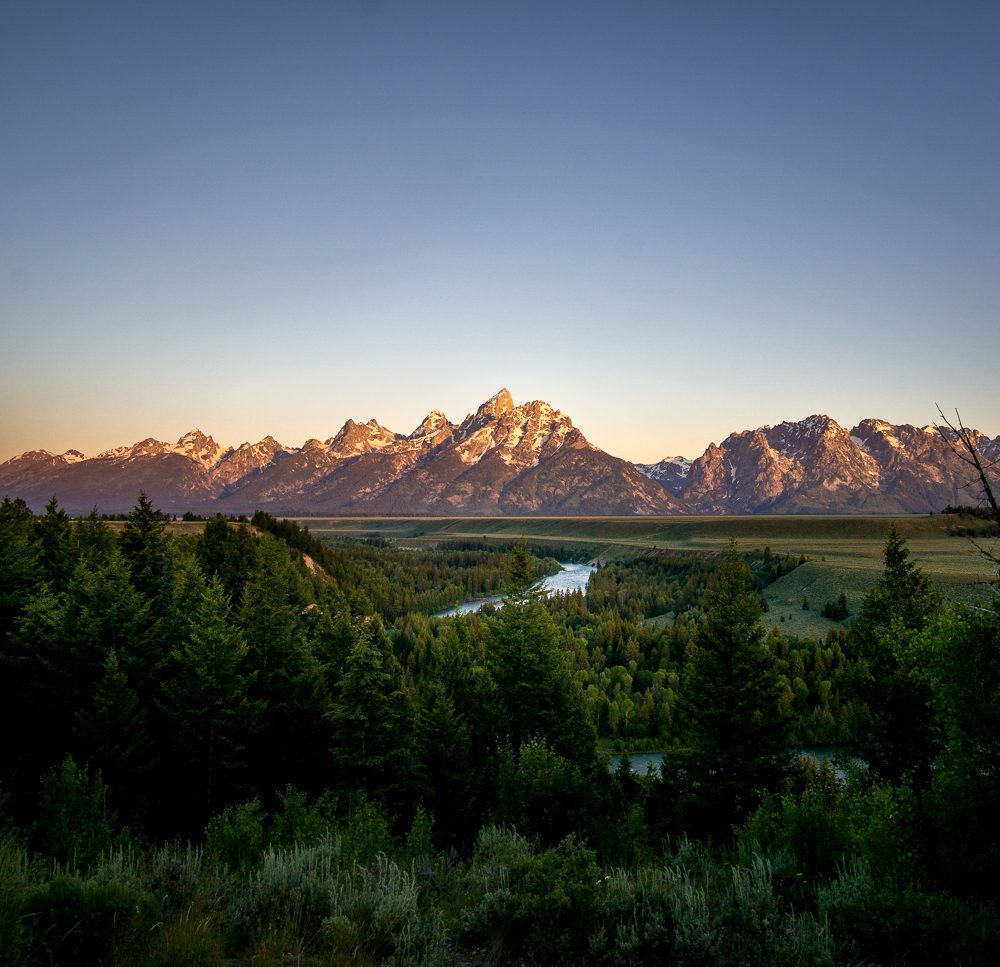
298 515 997 638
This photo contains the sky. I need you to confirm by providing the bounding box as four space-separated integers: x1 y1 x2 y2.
2 0 998 464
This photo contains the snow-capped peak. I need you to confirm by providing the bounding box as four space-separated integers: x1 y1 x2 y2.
409 410 450 438
452 393 575 467
803 414 832 431
171 429 227 466
634 456 693 488
327 418 400 457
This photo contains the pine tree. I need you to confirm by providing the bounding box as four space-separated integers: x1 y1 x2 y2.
857 525 940 634
488 550 595 764
504 543 539 603
158 573 260 830
73 649 151 824
916 603 1000 890
241 538 333 796
0 496 39 643
431 617 502 799
119 491 168 601
75 507 115 561
0 581 67 811
63 549 152 659
415 679 474 846
847 525 941 784
37 496 74 587
682 540 791 833
328 620 415 806
197 515 259 608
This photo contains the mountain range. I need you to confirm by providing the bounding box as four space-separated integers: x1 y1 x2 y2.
2 389 996 517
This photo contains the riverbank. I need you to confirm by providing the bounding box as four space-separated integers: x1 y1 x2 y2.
434 561 596 616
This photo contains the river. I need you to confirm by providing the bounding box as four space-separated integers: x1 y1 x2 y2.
434 562 595 617
608 747 855 779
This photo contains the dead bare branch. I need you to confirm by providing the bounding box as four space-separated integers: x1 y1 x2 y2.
935 405 1000 527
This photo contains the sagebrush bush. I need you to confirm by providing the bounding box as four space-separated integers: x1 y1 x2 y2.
145 843 222 911
225 840 343 949
324 853 448 966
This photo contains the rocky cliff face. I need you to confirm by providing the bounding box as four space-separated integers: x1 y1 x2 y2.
636 415 998 514
847 419 994 513
2 396 995 516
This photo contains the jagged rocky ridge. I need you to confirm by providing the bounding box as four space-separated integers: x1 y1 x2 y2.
637 414 999 514
2 393 996 516
0 390 678 516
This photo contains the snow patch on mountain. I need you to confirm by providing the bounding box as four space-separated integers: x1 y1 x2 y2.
635 456 693 483
409 411 451 439
456 426 496 465
169 430 227 467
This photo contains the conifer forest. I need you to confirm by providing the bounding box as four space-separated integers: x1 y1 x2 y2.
1 494 999 964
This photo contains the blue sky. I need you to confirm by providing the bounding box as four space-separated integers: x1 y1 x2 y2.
2 1 998 463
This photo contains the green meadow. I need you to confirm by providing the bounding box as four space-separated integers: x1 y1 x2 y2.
298 514 997 637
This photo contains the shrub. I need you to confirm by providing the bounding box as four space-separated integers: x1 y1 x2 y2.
34 756 115 871
463 834 602 964
324 853 448 965
225 842 342 949
20 875 142 966
205 799 266 871
340 797 395 867
494 737 593 845
269 786 337 848
145 843 218 911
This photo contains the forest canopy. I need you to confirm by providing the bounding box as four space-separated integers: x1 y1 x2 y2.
1 493 998 964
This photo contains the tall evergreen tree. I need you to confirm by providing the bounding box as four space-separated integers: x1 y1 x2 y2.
415 678 475 846
0 581 68 813
681 540 791 833
36 496 74 587
847 525 941 784
63 549 152 661
0 496 39 643
157 573 260 831
75 507 115 561
73 648 152 824
488 548 595 764
856 525 940 634
434 617 500 755
241 538 333 796
504 543 539 602
119 491 168 601
328 619 415 808
197 515 259 608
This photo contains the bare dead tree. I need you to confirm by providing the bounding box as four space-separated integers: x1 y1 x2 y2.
935 405 1000 571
